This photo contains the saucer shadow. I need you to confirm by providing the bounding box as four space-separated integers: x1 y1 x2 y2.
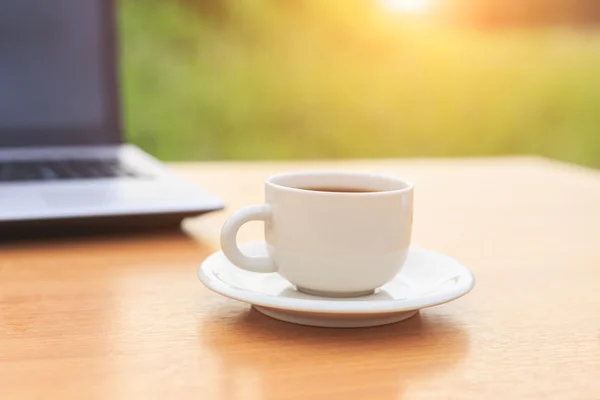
197 306 470 400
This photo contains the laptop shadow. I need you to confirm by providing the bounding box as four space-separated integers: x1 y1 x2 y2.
0 213 195 243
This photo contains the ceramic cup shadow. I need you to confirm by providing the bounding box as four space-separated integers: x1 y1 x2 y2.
278 287 396 301
197 307 470 400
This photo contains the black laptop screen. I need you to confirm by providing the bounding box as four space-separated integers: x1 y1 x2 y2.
0 0 120 146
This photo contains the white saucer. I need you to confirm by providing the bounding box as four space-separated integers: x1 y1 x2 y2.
198 242 475 328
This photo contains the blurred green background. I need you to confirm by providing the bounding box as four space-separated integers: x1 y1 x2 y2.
118 0 600 168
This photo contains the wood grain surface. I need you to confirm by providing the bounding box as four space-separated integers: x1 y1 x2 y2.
1 157 600 399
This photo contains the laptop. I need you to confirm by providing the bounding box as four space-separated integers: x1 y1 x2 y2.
0 0 224 235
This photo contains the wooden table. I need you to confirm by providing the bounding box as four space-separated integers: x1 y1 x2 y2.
1 157 600 399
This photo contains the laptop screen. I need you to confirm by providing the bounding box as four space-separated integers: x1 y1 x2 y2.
0 0 120 147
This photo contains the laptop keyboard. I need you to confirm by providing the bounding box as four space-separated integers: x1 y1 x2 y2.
0 158 147 182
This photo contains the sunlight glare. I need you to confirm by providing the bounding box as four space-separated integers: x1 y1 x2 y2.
381 0 432 14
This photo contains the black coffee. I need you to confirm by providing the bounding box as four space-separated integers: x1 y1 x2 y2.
299 187 378 193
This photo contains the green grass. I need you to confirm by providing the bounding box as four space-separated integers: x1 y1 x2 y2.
118 0 600 168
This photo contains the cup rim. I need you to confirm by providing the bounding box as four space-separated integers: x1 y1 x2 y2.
266 170 414 196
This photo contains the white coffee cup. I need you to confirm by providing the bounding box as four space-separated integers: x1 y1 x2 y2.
220 171 414 297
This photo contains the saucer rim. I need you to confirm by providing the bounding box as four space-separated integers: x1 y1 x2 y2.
198 243 475 314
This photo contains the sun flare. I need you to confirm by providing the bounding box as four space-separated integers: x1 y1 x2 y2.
380 0 432 14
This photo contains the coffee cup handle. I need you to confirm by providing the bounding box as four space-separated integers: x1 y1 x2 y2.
220 204 278 273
